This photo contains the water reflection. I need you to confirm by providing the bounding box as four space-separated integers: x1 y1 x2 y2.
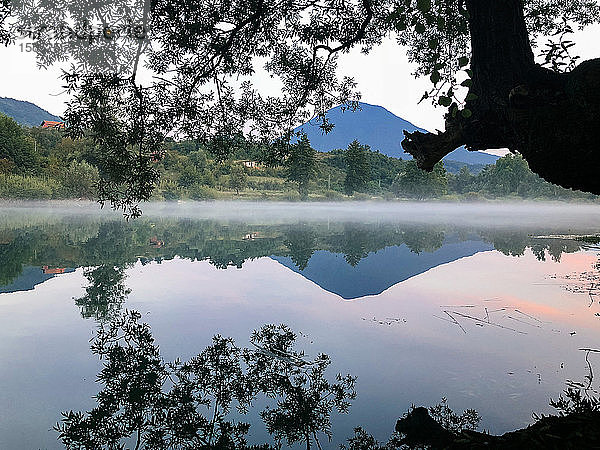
56 308 600 449
2 204 600 448
55 310 356 450
0 215 595 303
75 264 130 320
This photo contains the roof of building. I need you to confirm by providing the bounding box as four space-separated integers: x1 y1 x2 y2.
40 120 65 129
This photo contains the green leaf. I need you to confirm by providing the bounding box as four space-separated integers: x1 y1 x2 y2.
428 38 438 49
465 92 479 101
460 79 473 88
458 56 469 67
385 10 401 23
430 70 441 85
417 0 432 13
461 108 473 118
395 18 407 31
438 96 452 107
465 69 473 78
415 22 426 34
436 16 446 30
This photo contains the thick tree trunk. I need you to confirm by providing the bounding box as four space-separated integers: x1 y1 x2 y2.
402 0 600 194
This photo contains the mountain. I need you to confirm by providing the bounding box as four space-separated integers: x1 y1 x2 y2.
295 102 499 166
0 97 62 127
272 236 493 299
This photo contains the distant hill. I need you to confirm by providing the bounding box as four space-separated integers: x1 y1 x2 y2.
0 97 62 127
295 102 499 166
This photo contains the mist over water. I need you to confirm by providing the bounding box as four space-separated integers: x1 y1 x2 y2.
2 200 600 229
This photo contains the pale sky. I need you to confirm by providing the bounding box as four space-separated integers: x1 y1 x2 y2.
2 25 599 137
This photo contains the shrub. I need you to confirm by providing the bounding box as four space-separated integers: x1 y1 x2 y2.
177 165 204 187
0 174 60 199
57 160 99 198
283 191 301 202
353 192 371 201
187 184 217 200
158 179 182 200
324 189 343 200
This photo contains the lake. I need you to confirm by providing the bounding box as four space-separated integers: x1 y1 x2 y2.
1 201 600 449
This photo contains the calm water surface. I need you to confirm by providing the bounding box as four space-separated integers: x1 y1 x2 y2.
1 201 600 448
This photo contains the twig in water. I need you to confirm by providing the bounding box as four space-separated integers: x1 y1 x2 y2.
514 309 543 323
443 311 467 334
506 315 541 328
450 311 527 334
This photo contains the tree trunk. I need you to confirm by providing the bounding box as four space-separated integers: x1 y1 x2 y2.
402 0 600 194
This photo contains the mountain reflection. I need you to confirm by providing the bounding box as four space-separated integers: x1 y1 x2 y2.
0 215 595 304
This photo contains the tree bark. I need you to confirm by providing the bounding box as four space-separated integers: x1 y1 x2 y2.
402 0 600 194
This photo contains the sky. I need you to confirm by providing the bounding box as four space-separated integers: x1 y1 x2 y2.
1 25 599 138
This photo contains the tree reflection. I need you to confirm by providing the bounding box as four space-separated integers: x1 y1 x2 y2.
283 227 316 270
75 264 131 320
339 351 600 450
0 217 595 295
400 228 445 254
55 311 356 450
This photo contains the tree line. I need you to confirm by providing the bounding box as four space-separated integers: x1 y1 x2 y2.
0 112 595 202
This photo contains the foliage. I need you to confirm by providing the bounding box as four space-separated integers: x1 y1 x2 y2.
391 161 448 199
0 113 40 175
228 164 248 195
448 153 594 200
549 388 600 416
158 179 182 200
344 140 371 196
284 227 317 271
340 398 479 450
0 211 589 291
58 160 99 199
388 0 600 107
54 310 356 450
63 74 162 217
286 135 318 200
3 0 600 208
0 122 594 202
0 174 59 199
178 165 205 188
340 427 386 450
75 265 131 321
428 397 480 433
249 324 357 449
188 184 218 200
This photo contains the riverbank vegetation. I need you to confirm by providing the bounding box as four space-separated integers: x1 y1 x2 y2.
0 113 596 203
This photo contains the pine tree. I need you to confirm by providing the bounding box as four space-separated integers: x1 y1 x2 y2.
343 140 371 196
